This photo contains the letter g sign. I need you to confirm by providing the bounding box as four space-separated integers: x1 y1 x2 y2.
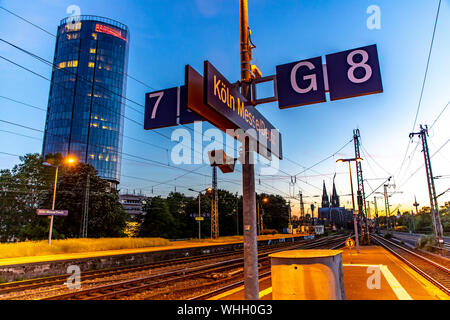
290 61 317 94
276 56 326 109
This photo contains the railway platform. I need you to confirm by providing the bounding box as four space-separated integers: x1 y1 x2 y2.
0 234 309 267
208 246 449 300
0 234 312 282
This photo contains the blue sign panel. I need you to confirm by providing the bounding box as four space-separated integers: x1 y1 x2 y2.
326 44 383 101
144 87 178 130
179 85 203 125
276 56 326 109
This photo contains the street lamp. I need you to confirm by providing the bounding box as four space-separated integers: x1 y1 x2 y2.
43 156 77 245
336 157 363 253
189 188 211 240
257 197 269 236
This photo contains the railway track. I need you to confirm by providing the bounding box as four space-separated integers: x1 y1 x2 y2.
187 235 349 300
0 236 323 298
372 234 450 295
36 234 349 300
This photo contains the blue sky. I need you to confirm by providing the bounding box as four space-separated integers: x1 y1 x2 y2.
0 0 449 217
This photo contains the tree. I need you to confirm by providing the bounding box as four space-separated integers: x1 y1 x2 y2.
0 153 128 241
166 192 194 238
139 196 177 239
218 190 239 236
0 154 52 241
258 193 289 232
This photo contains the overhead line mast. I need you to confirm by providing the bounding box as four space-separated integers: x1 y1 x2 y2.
353 129 369 243
409 125 444 247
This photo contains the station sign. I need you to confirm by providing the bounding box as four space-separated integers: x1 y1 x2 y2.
185 62 282 160
276 56 326 109
36 209 68 216
144 86 202 130
325 44 383 101
275 44 383 109
190 213 210 218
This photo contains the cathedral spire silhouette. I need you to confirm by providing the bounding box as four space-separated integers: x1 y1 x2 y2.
321 180 330 208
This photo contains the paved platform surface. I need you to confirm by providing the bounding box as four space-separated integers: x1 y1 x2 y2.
209 246 449 300
0 234 308 266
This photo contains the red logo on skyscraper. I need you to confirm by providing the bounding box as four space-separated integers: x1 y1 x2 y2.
95 24 127 42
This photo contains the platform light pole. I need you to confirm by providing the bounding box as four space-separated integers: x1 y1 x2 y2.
43 156 77 245
337 158 362 253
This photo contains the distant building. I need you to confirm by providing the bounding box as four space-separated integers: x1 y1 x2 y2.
119 193 148 216
319 180 353 228
42 15 130 185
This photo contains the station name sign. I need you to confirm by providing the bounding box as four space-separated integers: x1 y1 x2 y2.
185 62 282 160
204 61 281 159
36 209 68 216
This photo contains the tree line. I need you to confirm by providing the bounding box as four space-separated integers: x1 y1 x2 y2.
0 153 291 242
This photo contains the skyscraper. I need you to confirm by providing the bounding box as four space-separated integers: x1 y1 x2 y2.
42 15 130 185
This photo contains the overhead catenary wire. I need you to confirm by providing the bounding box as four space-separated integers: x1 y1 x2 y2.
0 5 392 202
393 0 442 188
0 5 157 93
0 7 346 189
0 118 244 187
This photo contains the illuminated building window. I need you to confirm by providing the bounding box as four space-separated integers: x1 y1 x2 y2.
66 33 79 40
102 125 107 130
67 60 78 68
92 123 98 127
58 62 66 69
92 33 98 40
65 22 82 32
94 115 98 120
90 154 95 159
88 62 95 68
90 48 96 54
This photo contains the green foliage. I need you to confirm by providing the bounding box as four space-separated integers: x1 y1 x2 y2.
139 196 176 239
416 235 438 252
0 153 128 241
257 193 290 233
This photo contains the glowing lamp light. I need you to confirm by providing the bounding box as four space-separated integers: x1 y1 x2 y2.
65 156 77 165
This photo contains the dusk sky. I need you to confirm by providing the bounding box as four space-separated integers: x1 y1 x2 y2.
0 0 449 217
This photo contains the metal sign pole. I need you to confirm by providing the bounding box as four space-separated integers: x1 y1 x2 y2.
198 193 201 240
240 0 259 300
48 166 59 245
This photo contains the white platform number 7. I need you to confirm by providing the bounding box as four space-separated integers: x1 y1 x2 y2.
150 91 164 120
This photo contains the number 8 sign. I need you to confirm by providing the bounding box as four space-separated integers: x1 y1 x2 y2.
326 44 383 101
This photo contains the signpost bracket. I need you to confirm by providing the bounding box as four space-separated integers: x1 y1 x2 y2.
250 75 278 106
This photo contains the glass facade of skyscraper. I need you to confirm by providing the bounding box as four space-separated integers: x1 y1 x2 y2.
42 16 129 184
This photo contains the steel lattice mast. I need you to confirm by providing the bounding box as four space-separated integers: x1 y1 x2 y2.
353 129 369 242
409 125 444 246
211 165 219 239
